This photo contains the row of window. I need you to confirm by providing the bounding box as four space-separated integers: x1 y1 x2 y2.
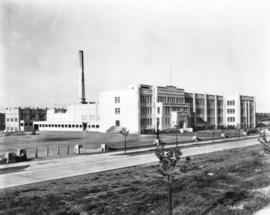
6 118 18 122
227 100 235 106
20 122 33 126
115 108 120 114
81 115 99 121
141 118 152 126
141 107 152 115
196 99 205 106
227 117 235 122
227 109 235 114
157 96 184 104
6 127 18 131
140 95 152 103
39 124 100 128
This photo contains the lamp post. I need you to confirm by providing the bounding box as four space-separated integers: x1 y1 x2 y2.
156 118 160 141
212 128 214 143
176 131 178 148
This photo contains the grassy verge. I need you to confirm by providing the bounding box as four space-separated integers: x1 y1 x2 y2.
1 145 270 215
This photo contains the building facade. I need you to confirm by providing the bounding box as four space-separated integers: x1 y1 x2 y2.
98 84 256 133
0 113 5 131
224 95 256 128
5 107 47 132
34 103 100 131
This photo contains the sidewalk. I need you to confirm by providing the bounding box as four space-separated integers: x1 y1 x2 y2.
254 206 270 215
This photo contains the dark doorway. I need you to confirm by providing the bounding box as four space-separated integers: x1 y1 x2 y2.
82 122 87 131
115 120 120 126
34 124 39 131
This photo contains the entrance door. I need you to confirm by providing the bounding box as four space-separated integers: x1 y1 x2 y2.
115 120 120 126
34 124 39 131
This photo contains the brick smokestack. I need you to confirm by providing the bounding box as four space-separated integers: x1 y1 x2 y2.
79 50 86 104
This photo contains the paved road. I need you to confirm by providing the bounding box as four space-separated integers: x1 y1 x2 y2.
0 138 259 189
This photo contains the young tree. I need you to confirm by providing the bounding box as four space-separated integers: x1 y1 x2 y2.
155 120 182 215
120 127 129 155
258 129 270 153
155 143 182 215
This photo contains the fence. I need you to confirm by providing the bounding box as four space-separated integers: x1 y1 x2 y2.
24 145 73 159
21 144 100 159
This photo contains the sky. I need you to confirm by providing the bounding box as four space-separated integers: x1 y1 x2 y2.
0 0 270 112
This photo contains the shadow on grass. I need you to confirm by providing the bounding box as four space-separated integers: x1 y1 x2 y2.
0 165 30 174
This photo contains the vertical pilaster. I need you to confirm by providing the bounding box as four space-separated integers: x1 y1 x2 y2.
214 95 218 128
253 98 256 128
204 94 207 122
193 93 196 113
244 101 248 128
247 101 250 128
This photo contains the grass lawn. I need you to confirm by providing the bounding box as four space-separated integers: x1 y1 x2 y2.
0 129 252 155
1 145 270 215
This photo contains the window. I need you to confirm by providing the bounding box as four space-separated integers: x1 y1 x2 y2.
165 107 170 115
7 118 9 122
115 107 120 114
157 96 166 103
115 97 120 103
82 115 87 121
227 100 235 106
227 117 235 122
157 107 160 114
227 109 235 114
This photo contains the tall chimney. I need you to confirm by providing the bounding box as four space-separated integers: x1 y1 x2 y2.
79 50 86 104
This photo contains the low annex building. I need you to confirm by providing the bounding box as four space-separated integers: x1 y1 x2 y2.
36 103 100 132
5 107 47 132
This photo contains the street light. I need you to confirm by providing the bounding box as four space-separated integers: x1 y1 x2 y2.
156 118 160 141
176 131 178 148
212 128 214 143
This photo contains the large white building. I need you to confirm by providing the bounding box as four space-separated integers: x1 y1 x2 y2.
33 50 256 134
98 84 256 133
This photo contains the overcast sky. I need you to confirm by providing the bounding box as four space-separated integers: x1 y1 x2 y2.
1 0 270 112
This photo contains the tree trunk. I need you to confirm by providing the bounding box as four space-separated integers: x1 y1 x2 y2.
124 136 126 155
168 175 173 215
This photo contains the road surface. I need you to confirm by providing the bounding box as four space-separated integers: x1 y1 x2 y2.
0 138 259 189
